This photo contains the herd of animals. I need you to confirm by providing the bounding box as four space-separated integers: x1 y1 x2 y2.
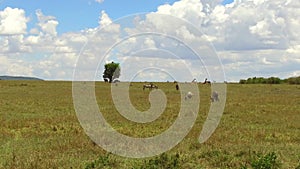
104 78 219 102
141 78 219 102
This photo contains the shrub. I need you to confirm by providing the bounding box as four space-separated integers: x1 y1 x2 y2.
250 152 281 169
140 153 181 169
287 76 300 84
295 161 300 169
240 79 247 84
85 153 117 169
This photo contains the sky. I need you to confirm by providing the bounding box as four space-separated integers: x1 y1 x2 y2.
0 0 299 82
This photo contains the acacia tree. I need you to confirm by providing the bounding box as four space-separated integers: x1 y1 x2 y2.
103 62 120 83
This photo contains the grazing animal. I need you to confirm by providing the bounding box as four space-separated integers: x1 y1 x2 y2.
104 78 109 83
143 83 158 90
203 78 211 84
185 91 193 100
175 84 179 90
211 91 219 102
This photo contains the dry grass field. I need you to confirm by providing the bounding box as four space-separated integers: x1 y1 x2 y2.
0 81 299 168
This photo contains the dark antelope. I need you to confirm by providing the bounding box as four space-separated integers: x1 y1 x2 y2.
203 78 211 84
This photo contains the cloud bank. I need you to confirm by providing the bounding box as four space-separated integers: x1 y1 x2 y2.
0 0 299 82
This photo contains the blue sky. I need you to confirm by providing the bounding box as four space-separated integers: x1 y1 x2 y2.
0 0 184 33
221 0 233 5
0 0 299 81
1 0 233 34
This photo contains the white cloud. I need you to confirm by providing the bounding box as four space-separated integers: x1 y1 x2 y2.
0 8 84 80
95 0 104 4
8 62 33 76
210 5 228 23
175 26 196 41
0 0 299 81
249 19 271 37
0 35 31 53
156 0 206 24
144 37 156 48
98 10 120 34
0 7 28 35
141 0 299 81
116 56 196 82
36 9 59 36
99 10 112 27
0 55 10 73
26 35 40 45
29 28 39 35
0 55 34 76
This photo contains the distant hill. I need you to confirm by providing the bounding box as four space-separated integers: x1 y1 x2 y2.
0 76 44 81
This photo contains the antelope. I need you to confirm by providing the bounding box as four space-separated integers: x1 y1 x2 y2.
203 78 211 84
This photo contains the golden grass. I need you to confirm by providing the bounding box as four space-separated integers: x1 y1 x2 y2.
0 81 299 168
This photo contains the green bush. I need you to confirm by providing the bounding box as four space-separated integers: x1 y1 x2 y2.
239 79 247 84
140 153 181 169
287 76 300 84
240 77 283 84
250 152 281 169
85 153 117 169
241 152 281 169
295 162 300 169
239 76 300 84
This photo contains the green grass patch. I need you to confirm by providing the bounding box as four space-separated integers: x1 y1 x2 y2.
0 81 299 168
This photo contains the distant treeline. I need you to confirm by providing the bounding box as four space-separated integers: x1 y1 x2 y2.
239 76 300 84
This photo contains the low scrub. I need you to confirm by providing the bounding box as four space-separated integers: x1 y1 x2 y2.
85 153 117 169
140 153 181 169
241 151 281 169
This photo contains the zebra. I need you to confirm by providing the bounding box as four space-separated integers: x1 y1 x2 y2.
143 83 158 90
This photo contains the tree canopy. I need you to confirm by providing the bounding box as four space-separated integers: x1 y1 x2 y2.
239 76 300 84
103 62 120 83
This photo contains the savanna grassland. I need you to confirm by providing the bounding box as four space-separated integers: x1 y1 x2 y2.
0 81 299 169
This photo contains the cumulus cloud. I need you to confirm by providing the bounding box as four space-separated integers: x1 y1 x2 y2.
0 34 32 54
0 8 83 79
36 9 59 36
149 0 299 81
152 0 292 51
0 55 34 77
0 7 28 35
0 0 299 81
77 0 300 81
99 10 112 27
